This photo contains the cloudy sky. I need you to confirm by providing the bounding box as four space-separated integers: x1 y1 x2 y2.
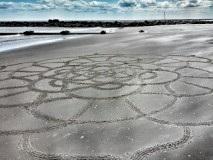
0 0 212 20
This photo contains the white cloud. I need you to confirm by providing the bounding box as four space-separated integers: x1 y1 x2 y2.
177 0 201 7
177 0 213 8
39 0 117 12
0 0 212 12
118 0 157 8
0 1 53 10
157 1 175 8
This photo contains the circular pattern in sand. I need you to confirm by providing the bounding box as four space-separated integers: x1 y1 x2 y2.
0 54 213 127
0 53 213 159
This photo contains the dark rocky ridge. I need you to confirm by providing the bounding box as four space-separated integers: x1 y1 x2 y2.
0 19 213 27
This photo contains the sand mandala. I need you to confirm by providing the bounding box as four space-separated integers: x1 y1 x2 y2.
0 53 213 159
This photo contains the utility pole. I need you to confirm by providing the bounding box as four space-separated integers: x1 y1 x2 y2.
164 10 166 20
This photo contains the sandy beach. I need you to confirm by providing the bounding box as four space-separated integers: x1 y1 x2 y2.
0 24 213 160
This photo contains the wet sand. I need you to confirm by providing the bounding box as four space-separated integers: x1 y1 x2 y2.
0 24 213 160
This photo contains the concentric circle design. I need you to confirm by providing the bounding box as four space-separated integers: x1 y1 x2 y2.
0 54 213 126
0 53 213 159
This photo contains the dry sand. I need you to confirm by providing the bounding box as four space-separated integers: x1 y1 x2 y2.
0 24 213 160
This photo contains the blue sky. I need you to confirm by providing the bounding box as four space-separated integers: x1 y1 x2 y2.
0 0 212 20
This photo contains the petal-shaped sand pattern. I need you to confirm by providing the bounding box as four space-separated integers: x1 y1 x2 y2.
127 93 176 115
78 99 139 122
151 94 213 126
168 80 211 97
0 107 54 132
0 91 41 108
0 79 28 89
70 85 140 100
32 99 90 122
21 120 187 159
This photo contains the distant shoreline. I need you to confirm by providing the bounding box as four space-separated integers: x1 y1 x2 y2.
0 32 105 36
0 19 213 28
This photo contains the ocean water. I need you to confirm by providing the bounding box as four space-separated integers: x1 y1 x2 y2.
0 27 117 53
